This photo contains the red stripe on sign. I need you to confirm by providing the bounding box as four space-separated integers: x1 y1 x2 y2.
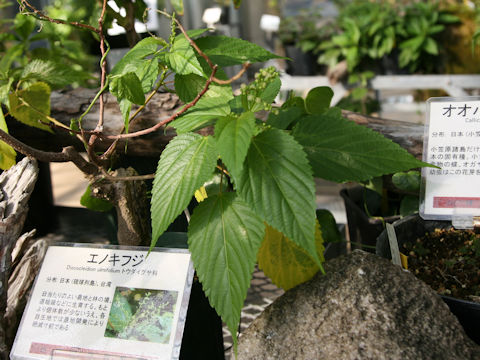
433 197 480 208
29 342 150 359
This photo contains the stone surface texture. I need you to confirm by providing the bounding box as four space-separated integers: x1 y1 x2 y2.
237 250 480 360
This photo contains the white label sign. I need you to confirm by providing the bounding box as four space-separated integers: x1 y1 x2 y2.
11 244 194 360
420 97 480 220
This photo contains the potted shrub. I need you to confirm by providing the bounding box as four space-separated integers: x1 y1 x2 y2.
0 0 432 355
377 214 480 345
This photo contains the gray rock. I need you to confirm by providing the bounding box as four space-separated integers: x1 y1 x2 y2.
237 250 480 360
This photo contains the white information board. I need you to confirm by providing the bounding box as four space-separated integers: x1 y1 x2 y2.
11 244 194 360
420 96 480 222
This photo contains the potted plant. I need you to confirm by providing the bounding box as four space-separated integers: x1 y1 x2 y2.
341 170 421 251
377 214 480 345
0 0 432 355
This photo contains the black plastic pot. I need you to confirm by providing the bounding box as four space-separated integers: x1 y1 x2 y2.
284 45 318 76
340 187 400 253
376 214 480 345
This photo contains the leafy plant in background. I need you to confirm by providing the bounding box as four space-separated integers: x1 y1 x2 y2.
278 9 333 54
317 1 462 87
397 2 459 73
318 1 399 73
0 0 432 352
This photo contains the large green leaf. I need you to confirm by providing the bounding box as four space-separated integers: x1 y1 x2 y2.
110 37 164 76
110 72 145 105
174 73 233 103
171 96 231 133
151 134 217 245
257 223 324 291
8 82 52 132
167 36 204 76
215 112 255 183
0 108 16 170
237 129 319 264
195 36 282 67
292 108 429 182
188 193 264 347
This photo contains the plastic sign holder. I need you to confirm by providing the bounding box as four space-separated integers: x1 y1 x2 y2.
420 96 480 229
11 243 194 360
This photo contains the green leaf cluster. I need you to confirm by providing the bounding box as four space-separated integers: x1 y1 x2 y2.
0 5 432 353
317 1 461 75
150 44 430 349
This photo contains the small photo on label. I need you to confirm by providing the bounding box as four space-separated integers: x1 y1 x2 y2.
105 287 178 344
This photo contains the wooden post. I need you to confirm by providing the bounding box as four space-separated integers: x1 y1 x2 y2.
0 158 38 359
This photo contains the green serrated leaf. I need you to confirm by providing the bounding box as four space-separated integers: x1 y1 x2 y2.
305 86 334 114
188 192 264 348
215 112 255 183
238 128 319 264
167 35 204 76
195 36 282 67
174 73 232 103
292 108 430 182
171 96 231 133
8 82 52 132
110 72 145 105
151 134 218 245
111 37 164 76
170 0 184 15
80 185 113 212
20 59 86 88
257 222 324 291
0 107 16 170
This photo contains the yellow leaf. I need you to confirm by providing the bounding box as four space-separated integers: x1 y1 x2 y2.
258 222 325 291
0 108 16 170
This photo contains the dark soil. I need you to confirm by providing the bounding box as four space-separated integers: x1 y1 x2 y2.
403 228 480 303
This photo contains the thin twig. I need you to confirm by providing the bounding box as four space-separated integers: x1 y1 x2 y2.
88 0 109 150
19 0 100 34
